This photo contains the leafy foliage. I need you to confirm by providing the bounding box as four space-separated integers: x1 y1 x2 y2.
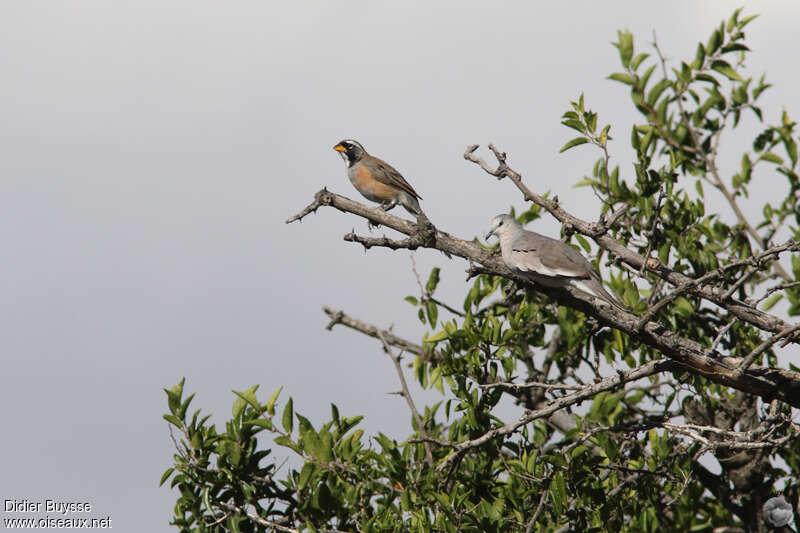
164 11 800 532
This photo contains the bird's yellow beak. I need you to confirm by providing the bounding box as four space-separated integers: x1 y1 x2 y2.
333 144 346 152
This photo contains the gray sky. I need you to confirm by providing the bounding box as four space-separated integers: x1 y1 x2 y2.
1 2 798 531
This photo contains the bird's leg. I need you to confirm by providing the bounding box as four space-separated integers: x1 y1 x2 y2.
381 200 398 212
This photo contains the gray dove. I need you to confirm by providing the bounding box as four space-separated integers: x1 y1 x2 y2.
486 214 624 310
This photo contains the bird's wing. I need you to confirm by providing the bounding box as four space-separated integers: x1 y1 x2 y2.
361 156 422 200
510 232 594 279
510 231 625 309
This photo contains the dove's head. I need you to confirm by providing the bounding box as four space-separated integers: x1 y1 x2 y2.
485 214 520 241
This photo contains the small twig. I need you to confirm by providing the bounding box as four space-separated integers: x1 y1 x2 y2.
601 204 631 234
663 422 794 450
662 469 693 508
322 306 439 361
478 381 583 392
219 502 301 533
408 436 456 448
410 255 466 317
377 331 435 468
344 231 421 251
640 187 666 276
753 280 800 306
285 188 332 224
721 268 758 301
706 320 737 355
525 482 551 533
735 323 800 376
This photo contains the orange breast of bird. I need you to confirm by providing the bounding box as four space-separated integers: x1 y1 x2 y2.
350 164 398 203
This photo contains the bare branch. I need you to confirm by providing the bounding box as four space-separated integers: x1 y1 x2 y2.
322 305 439 361
344 231 422 251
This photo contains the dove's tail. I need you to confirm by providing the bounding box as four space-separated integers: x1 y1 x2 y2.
572 278 626 311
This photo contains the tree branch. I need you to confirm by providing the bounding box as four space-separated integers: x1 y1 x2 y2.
322 305 441 362
291 190 800 407
463 144 800 338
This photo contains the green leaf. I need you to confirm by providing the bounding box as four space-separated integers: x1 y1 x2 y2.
266 386 283 416
426 301 438 328
244 419 273 430
631 52 649 71
232 386 260 416
575 234 591 253
647 79 671 107
759 153 784 165
783 136 798 168
710 60 743 82
640 64 656 90
163 414 182 428
550 471 567 515
727 7 742 32
694 43 706 68
426 267 441 293
574 177 599 188
425 329 449 343
761 293 783 311
739 14 759 29
706 29 722 55
674 297 694 318
282 398 294 433
630 126 641 151
274 435 300 454
695 73 719 86
159 467 174 487
721 43 750 54
615 30 634 68
608 72 634 85
303 427 322 460
297 462 315 490
202 486 213 515
559 137 589 153
561 119 585 133
404 295 419 306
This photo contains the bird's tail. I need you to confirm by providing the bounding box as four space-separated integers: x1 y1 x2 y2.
401 194 423 217
572 278 626 312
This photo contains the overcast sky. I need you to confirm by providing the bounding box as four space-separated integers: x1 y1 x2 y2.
1 2 798 531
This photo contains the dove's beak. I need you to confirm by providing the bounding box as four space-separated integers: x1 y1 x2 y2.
485 228 496 240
